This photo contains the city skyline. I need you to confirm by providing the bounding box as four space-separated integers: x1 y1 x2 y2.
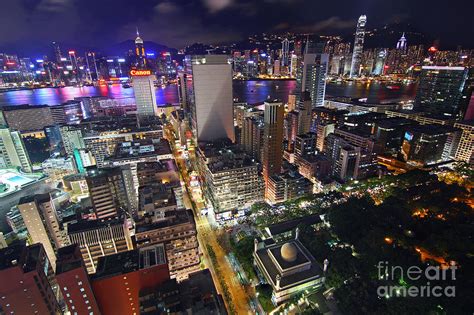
0 2 473 314
0 0 473 55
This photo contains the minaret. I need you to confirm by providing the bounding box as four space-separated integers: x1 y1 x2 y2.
134 27 146 68
349 15 367 78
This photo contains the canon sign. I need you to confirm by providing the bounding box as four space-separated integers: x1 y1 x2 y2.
130 69 152 76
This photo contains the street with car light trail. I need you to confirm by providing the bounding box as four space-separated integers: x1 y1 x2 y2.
164 125 256 314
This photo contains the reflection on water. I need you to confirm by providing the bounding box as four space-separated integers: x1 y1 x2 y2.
0 80 416 107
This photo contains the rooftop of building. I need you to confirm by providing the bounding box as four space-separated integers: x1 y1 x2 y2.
406 124 457 135
297 153 330 164
109 138 171 160
135 209 195 234
336 126 373 138
63 173 86 182
78 116 163 135
1 104 50 111
295 132 316 140
0 242 43 272
454 120 474 127
18 192 51 205
139 183 177 208
93 243 166 280
140 269 224 315
200 143 258 173
136 159 178 173
188 54 230 65
313 106 349 114
85 165 124 179
254 239 323 289
56 244 83 275
67 217 124 234
269 170 311 183
375 117 415 129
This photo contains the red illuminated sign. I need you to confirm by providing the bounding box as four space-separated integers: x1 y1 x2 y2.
130 69 152 76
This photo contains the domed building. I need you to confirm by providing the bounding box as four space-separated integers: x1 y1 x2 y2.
253 227 324 305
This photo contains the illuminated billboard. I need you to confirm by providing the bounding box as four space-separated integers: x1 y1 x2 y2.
130 69 152 76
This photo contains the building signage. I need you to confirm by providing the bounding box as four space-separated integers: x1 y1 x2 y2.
130 69 152 76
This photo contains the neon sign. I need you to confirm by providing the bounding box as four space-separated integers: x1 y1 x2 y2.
130 69 152 76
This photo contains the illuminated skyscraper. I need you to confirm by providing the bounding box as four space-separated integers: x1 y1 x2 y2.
373 49 387 75
131 69 158 117
135 28 146 69
52 41 62 64
281 38 290 67
262 101 284 186
349 15 367 78
396 33 407 53
414 66 468 118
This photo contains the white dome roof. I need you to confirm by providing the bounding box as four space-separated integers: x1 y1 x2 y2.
281 242 297 262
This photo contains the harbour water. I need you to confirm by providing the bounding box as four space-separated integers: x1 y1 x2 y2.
0 80 417 107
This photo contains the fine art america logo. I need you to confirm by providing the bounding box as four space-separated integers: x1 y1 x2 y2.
377 261 457 298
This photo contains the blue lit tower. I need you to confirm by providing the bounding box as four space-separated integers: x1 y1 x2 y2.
349 15 367 78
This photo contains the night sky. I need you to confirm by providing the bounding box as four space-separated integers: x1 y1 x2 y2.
0 0 473 53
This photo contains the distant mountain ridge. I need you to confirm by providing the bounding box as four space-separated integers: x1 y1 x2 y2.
101 40 177 56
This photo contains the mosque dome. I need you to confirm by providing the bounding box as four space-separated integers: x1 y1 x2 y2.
281 242 297 262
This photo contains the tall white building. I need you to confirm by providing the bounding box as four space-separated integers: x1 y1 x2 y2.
17 193 71 270
281 38 290 67
0 126 32 172
131 70 158 117
185 55 235 142
350 15 367 78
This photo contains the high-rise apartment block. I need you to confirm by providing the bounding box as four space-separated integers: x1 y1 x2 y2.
55 244 101 314
0 243 63 314
241 114 265 160
91 244 169 315
197 143 265 219
17 193 70 269
135 209 200 281
67 219 134 273
86 166 137 219
0 126 32 172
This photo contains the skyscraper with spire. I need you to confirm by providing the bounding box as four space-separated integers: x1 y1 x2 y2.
396 33 407 53
134 28 146 69
349 15 367 78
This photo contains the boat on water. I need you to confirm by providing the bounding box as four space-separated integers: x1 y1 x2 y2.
386 85 401 90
